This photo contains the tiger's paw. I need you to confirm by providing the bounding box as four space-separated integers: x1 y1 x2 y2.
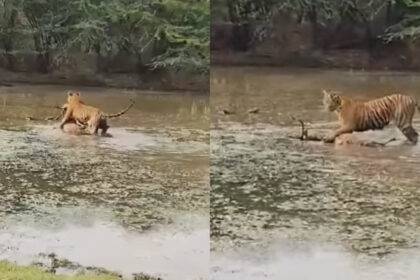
323 135 335 143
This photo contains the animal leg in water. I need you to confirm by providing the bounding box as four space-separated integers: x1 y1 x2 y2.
75 120 87 129
323 126 353 143
400 126 418 144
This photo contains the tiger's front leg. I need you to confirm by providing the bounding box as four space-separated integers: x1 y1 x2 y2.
323 126 353 143
400 126 419 144
59 109 73 129
85 120 99 135
75 120 87 129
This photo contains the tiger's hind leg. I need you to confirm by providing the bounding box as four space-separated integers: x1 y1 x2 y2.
98 118 110 136
400 126 418 144
101 125 110 136
93 125 99 135
88 116 101 135
86 122 99 135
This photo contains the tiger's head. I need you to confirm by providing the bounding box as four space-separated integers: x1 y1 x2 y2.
323 90 341 112
67 91 81 104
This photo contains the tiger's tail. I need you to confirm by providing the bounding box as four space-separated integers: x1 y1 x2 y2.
104 99 135 119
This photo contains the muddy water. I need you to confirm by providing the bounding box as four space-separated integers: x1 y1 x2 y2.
0 84 209 279
211 67 420 279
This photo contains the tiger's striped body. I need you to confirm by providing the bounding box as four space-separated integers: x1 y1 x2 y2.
323 90 419 144
59 91 134 136
59 92 109 135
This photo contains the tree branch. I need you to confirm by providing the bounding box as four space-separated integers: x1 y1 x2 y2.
288 115 323 141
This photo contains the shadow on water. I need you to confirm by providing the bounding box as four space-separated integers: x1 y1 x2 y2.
0 84 209 279
211 67 420 279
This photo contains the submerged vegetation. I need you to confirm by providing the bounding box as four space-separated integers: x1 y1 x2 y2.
0 0 209 73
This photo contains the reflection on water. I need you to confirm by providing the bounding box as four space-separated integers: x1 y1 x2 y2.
212 241 420 280
0 84 209 278
0 209 208 280
211 67 420 279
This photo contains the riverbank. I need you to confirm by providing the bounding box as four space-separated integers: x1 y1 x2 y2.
211 48 419 71
0 68 208 93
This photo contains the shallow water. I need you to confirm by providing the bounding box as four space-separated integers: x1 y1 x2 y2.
211 240 420 280
0 209 208 280
0 84 209 279
211 67 420 279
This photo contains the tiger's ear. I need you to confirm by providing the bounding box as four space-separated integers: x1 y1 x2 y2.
322 89 330 97
67 91 73 96
74 92 80 96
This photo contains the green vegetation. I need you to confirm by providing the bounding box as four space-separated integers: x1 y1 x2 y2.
212 0 420 43
0 261 118 280
385 0 420 41
0 0 209 73
213 0 388 25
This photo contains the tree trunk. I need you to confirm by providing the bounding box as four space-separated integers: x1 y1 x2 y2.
227 0 239 23
308 4 318 48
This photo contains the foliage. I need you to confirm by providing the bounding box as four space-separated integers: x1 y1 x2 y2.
384 0 420 41
0 0 209 73
212 0 420 43
213 0 277 23
213 0 390 25
0 0 22 53
148 0 210 73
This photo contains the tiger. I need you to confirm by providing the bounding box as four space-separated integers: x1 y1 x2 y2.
59 91 134 135
322 90 419 144
56 96 86 127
